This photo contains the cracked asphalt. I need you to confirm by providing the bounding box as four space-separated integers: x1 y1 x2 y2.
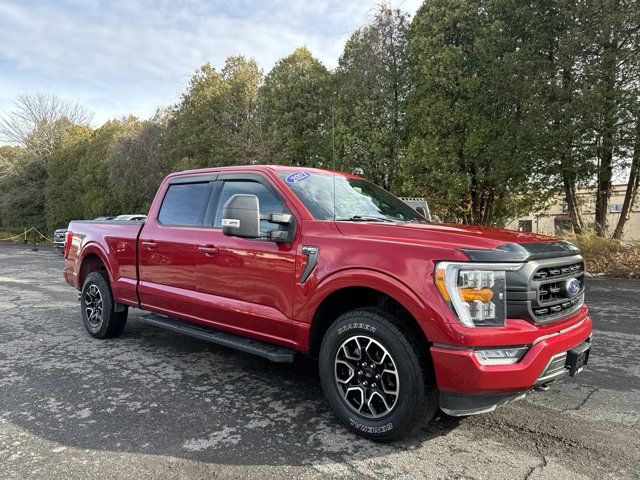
0 243 638 479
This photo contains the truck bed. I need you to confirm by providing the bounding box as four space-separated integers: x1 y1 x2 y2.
64 220 145 307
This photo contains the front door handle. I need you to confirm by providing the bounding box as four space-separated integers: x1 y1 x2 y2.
141 241 158 250
197 244 219 255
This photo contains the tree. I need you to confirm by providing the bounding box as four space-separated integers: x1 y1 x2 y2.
0 145 29 229
407 0 547 225
335 7 410 190
45 125 92 229
77 118 139 219
108 111 170 212
259 47 332 167
166 57 264 169
613 112 640 239
0 94 92 228
583 0 640 236
518 0 595 234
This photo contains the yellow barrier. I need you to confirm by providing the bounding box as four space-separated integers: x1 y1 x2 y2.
0 227 53 243
0 227 33 242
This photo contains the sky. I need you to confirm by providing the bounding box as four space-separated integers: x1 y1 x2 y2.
0 0 423 128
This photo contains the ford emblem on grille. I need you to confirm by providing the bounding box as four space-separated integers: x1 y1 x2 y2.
565 278 581 297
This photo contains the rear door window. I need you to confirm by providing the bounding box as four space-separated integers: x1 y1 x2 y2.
158 182 212 226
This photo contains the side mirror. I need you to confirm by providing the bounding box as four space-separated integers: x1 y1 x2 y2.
416 206 426 217
222 194 261 238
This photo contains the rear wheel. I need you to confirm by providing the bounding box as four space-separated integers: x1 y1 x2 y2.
319 307 438 441
80 271 128 338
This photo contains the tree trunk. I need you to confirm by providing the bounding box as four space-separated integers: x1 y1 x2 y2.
594 42 618 237
612 118 640 239
563 175 584 234
595 139 614 236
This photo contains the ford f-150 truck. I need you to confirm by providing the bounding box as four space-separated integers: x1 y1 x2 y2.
63 165 592 440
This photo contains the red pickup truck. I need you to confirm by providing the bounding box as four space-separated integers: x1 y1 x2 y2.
63 165 592 440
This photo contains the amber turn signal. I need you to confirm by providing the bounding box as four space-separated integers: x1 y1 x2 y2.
435 268 450 301
459 287 494 302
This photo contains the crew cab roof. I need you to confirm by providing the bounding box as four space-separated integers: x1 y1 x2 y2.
163 165 363 181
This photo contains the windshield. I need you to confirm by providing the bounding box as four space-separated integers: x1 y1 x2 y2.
277 171 426 223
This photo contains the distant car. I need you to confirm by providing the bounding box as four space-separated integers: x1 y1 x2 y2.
53 228 67 250
54 216 118 249
113 214 147 222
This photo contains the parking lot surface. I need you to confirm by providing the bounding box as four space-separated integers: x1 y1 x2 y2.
0 243 638 479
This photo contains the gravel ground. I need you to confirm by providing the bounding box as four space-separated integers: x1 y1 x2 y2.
0 243 638 479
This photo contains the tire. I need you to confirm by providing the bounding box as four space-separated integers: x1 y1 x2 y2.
80 271 128 338
319 307 438 441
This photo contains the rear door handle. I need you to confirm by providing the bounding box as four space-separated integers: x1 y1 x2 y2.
141 241 158 250
197 244 219 255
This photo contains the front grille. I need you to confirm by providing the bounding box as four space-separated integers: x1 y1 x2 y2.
506 254 585 324
533 262 583 280
538 275 584 304
533 295 583 318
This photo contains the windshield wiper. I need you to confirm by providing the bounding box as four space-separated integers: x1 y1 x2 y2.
335 215 397 223
404 218 430 224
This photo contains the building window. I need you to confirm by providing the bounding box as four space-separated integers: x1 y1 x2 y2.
518 220 533 232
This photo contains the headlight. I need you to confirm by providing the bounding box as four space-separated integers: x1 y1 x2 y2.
435 262 523 327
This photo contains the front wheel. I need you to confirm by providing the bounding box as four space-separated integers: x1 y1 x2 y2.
319 307 438 441
80 271 128 338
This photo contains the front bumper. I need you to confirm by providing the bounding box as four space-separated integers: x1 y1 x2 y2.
431 313 592 415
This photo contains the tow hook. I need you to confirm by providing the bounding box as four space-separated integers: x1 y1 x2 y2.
534 384 550 392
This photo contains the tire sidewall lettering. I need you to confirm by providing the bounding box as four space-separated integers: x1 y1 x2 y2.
337 322 376 335
348 418 394 434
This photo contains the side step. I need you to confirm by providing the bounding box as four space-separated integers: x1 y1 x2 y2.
139 313 295 363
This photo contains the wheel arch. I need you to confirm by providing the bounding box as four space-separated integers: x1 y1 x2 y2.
78 245 111 287
306 270 432 358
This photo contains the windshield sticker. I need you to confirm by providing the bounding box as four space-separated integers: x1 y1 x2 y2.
286 171 311 184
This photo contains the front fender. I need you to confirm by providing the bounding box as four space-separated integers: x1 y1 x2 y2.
296 268 439 346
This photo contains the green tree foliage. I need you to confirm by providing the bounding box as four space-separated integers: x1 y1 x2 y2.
165 56 263 169
108 112 170 213
44 117 142 229
407 0 548 225
334 7 410 190
583 0 640 236
259 47 332 166
45 125 92 230
0 5 637 235
0 94 92 229
517 0 594 234
0 145 32 229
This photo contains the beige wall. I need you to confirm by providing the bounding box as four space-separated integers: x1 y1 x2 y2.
507 184 640 241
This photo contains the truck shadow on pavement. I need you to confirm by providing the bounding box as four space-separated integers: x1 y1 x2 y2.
2 305 461 467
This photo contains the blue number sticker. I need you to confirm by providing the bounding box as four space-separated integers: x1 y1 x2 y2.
286 171 311 184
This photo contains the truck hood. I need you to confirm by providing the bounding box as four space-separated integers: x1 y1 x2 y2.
335 222 580 262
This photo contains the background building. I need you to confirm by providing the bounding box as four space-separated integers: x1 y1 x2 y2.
508 184 640 241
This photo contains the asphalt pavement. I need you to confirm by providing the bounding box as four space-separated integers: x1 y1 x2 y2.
0 243 638 479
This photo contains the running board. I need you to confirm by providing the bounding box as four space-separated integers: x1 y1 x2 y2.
139 313 295 363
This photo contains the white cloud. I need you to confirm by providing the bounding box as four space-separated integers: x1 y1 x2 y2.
0 0 423 127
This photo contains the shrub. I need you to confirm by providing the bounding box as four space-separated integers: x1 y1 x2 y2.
564 231 640 278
